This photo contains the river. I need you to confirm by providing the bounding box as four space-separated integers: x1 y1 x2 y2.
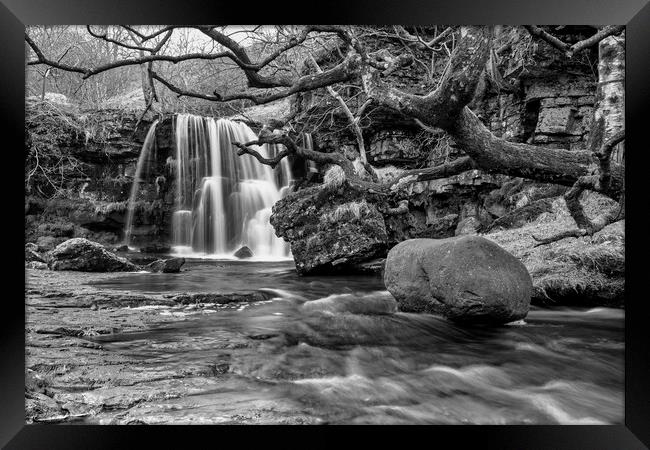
84 259 624 424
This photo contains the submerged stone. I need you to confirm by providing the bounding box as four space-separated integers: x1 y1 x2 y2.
301 292 397 316
172 291 271 305
384 236 532 324
146 257 185 273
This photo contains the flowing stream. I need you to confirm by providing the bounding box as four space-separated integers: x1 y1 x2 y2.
89 260 624 424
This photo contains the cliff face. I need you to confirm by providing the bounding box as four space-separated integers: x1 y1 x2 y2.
25 104 176 250
281 28 598 242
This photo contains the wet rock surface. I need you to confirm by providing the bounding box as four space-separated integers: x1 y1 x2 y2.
48 238 138 272
25 268 314 424
234 246 253 259
384 236 532 324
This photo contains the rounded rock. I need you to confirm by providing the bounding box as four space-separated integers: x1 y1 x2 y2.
384 236 532 324
233 246 253 259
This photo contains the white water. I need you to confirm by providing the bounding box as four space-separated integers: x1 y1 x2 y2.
171 114 292 260
124 120 159 246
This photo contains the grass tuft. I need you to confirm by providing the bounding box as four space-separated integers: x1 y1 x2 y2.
325 200 372 224
323 165 346 189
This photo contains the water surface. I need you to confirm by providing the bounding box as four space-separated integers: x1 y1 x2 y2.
89 259 624 424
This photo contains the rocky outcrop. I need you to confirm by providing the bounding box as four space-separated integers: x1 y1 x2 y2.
145 257 185 273
271 184 389 274
25 105 177 249
48 238 138 272
384 236 532 324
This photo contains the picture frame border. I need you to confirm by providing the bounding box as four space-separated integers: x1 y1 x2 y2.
4 0 649 446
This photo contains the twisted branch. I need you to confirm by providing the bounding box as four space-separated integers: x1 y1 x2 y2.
524 25 625 58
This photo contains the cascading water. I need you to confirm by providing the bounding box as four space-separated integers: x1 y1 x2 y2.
171 113 292 259
124 120 159 247
301 133 319 178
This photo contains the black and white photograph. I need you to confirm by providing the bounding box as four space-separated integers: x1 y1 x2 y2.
23 23 628 426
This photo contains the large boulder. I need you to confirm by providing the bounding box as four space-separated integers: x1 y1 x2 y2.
384 236 532 324
48 238 138 272
145 257 185 273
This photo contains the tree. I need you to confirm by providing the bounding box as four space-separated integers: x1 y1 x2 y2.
26 25 625 242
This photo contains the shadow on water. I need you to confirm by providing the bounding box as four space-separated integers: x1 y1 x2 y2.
88 260 624 424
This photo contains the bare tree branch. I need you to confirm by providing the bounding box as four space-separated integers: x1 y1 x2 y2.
231 132 360 181
390 156 478 186
524 25 625 58
151 50 362 105
120 25 177 42
364 26 624 200
87 25 158 53
308 54 371 167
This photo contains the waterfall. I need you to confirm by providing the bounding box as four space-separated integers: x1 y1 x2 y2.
301 133 318 178
171 113 292 259
124 120 159 247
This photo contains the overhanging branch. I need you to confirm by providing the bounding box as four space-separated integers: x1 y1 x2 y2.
524 25 625 58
